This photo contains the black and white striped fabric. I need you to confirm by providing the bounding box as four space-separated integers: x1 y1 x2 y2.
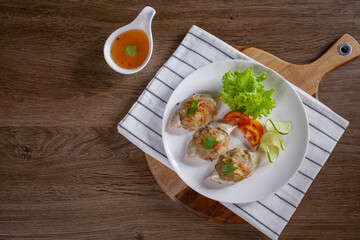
118 25 348 239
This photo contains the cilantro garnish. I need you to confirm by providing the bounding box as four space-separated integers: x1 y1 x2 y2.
201 135 219 149
125 45 137 57
221 161 238 177
186 99 199 115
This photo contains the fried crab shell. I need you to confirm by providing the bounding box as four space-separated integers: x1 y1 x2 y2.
171 94 219 131
207 147 260 184
187 122 236 161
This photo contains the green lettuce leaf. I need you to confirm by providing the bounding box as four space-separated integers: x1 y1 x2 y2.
220 68 276 119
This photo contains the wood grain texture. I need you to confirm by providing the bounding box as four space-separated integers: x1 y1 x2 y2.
0 0 359 239
146 155 246 224
235 34 360 95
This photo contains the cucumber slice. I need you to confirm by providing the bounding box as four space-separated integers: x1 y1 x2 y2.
259 143 279 163
265 119 292 135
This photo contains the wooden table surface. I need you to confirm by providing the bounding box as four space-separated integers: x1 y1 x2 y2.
1 1 359 239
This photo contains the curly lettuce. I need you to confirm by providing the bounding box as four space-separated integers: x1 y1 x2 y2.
220 68 276 119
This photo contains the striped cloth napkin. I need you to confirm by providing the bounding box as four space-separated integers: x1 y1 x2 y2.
117 25 349 239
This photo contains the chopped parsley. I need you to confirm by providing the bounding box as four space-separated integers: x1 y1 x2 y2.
186 99 199 115
201 135 219 149
221 161 238 177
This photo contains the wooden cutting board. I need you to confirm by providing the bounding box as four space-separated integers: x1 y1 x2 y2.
145 34 360 224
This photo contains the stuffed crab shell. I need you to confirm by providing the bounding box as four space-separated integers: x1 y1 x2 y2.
187 122 236 161
207 147 260 184
171 94 219 131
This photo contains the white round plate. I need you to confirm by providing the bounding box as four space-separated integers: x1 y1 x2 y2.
162 60 309 203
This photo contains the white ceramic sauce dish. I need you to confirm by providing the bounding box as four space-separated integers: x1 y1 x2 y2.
103 6 156 74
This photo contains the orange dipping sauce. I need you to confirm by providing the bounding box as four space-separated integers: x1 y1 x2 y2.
111 29 149 69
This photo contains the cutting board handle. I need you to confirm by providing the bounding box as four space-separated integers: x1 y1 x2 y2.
235 34 359 95
309 34 360 80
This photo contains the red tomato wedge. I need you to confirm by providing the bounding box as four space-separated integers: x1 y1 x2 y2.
223 111 250 126
238 124 261 147
249 119 264 136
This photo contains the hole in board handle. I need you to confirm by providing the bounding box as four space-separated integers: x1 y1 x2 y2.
337 43 352 56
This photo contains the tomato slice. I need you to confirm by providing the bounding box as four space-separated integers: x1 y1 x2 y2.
223 111 250 126
249 119 264 136
238 124 261 147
